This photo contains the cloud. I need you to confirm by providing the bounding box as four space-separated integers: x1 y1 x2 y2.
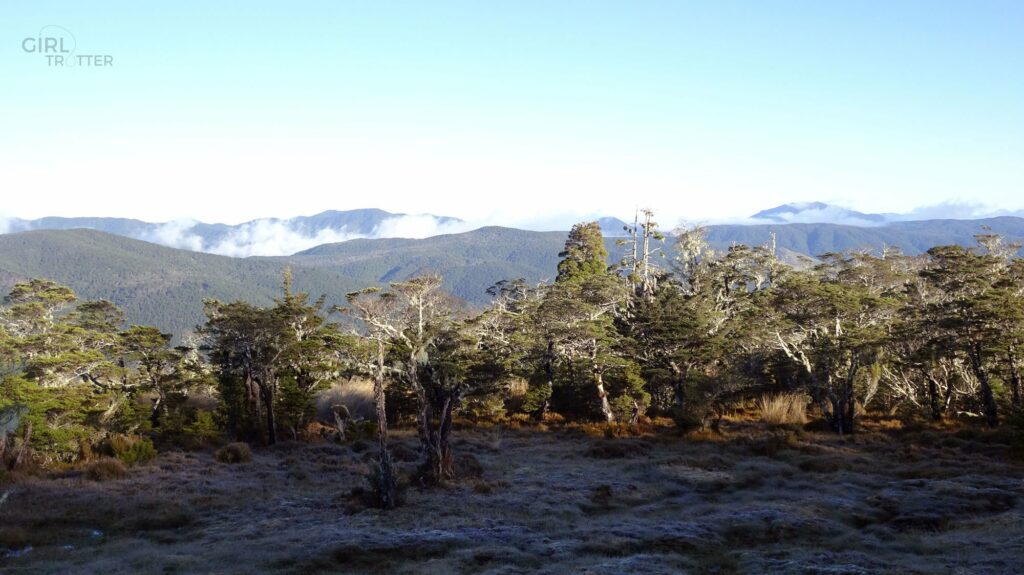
372 214 474 239
203 220 362 258
141 219 206 252
130 214 476 257
742 204 886 227
893 201 1024 221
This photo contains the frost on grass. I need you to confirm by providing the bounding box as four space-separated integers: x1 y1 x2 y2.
2 422 1023 575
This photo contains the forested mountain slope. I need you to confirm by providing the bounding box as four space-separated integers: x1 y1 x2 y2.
2 217 1022 334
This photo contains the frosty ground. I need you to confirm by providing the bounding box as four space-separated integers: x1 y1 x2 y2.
2 418 1022 575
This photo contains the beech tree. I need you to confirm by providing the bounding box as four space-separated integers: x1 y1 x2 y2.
343 286 403 507
921 245 1006 426
203 272 339 444
542 222 644 422
772 258 898 434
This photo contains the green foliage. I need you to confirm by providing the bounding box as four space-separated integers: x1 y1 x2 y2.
276 377 318 439
557 222 609 281
520 377 553 416
203 275 342 445
0 375 105 462
0 280 213 463
109 434 157 467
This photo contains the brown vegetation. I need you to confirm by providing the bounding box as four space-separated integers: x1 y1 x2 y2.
214 443 253 464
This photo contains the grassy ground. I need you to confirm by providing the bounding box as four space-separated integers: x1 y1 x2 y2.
1 417 1022 574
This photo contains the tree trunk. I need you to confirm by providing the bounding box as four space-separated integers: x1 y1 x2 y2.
595 371 615 423
534 342 555 421
1008 346 1022 412
843 371 857 435
970 343 999 427
260 381 278 445
421 394 456 485
11 421 32 470
943 373 955 417
926 374 943 421
670 362 687 410
150 394 164 429
374 341 397 509
629 399 640 425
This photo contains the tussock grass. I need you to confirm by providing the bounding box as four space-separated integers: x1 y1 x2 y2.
214 442 252 464
86 458 129 481
317 378 376 422
757 393 808 426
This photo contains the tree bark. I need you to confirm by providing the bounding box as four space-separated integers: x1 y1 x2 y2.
970 343 999 427
534 341 555 421
374 340 397 509
11 421 32 470
260 378 278 445
1008 345 1022 412
595 371 615 423
926 374 943 421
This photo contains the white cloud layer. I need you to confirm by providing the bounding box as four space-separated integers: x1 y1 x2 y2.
137 214 475 257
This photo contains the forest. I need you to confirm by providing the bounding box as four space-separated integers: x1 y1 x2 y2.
2 213 1023 573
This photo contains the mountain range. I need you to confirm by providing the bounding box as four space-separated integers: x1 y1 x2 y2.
0 209 467 257
2 205 1023 336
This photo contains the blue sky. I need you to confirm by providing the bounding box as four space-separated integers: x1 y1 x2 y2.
1 1 1021 227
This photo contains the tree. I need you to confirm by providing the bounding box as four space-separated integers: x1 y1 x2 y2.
343 287 403 508
557 222 608 282
203 272 340 444
387 274 462 483
921 244 1007 427
345 274 463 486
772 258 898 434
618 209 666 300
541 223 641 422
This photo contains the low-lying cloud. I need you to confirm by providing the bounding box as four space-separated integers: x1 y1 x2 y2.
142 219 206 252
893 201 1024 221
139 214 475 258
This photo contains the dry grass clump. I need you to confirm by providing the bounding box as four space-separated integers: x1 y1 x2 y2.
86 457 129 481
757 393 808 426
215 442 252 464
317 378 376 421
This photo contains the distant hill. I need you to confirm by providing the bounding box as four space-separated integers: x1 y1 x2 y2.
0 230 358 336
597 217 631 237
2 217 1022 335
706 217 1024 257
749 202 892 225
1 209 464 257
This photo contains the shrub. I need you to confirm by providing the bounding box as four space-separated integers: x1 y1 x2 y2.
184 410 221 446
155 408 222 450
109 434 157 467
215 442 252 464
462 394 506 421
757 393 808 426
671 405 707 432
86 457 129 481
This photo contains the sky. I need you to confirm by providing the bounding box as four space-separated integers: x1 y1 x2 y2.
1 1 1022 229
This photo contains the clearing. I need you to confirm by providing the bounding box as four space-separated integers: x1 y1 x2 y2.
2 419 1023 574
